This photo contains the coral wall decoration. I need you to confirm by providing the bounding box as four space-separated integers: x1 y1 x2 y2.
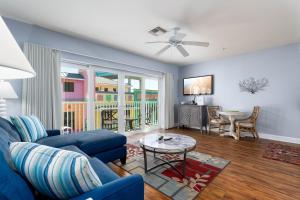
239 77 269 94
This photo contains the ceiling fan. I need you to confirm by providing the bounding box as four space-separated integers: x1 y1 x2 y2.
146 27 209 57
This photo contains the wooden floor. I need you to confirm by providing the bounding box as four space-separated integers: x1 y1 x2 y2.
110 128 300 200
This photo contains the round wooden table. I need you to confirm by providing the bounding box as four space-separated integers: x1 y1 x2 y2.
218 111 245 140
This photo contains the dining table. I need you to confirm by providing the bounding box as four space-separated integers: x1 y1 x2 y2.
218 111 245 140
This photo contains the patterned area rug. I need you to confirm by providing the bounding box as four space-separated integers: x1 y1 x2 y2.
263 143 300 166
114 144 230 200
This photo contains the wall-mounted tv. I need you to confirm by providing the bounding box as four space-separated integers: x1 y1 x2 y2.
183 75 213 95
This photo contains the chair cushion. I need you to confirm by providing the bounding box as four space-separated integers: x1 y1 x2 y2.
10 116 48 142
0 153 34 200
236 122 254 128
211 119 229 124
88 157 119 184
10 142 102 199
0 117 21 141
37 130 127 155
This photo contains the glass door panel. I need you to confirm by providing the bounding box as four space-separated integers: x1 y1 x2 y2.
61 63 88 133
94 71 119 131
145 78 159 130
124 76 142 132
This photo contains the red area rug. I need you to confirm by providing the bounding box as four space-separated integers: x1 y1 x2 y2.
263 143 300 166
114 144 230 199
161 157 223 192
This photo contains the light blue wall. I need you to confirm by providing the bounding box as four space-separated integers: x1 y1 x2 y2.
179 43 300 138
3 18 180 115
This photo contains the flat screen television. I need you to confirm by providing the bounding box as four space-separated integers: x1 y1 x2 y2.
183 75 213 95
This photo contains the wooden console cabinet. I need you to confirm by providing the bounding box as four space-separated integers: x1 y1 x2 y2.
177 104 207 133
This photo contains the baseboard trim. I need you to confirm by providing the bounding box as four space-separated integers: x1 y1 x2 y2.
259 133 300 144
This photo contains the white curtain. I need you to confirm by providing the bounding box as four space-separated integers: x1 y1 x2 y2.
22 43 61 130
163 73 175 129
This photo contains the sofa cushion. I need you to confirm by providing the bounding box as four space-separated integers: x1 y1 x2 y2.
88 157 119 184
0 117 21 141
0 153 35 200
10 116 48 142
0 127 14 166
60 145 90 159
78 130 127 155
37 133 80 147
37 130 127 155
10 142 102 199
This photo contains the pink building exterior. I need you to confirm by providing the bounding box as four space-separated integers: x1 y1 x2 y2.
61 79 85 101
61 69 88 101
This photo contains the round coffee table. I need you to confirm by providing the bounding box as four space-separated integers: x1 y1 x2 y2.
139 133 196 177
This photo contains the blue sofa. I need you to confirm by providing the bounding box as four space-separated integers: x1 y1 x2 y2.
0 117 144 200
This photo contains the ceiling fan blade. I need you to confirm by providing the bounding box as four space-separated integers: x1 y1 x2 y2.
155 45 171 56
182 41 209 47
146 41 169 44
176 45 189 57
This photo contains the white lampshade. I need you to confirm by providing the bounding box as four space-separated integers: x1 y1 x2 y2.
0 16 36 79
0 81 18 99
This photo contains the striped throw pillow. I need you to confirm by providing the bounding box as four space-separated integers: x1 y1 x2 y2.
9 142 102 199
10 116 48 142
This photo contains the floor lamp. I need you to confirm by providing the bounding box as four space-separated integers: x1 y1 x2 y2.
0 16 36 117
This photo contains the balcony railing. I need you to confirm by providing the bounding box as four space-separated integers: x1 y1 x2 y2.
63 101 87 133
62 101 158 133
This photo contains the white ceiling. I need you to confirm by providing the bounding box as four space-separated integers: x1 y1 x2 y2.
0 0 300 65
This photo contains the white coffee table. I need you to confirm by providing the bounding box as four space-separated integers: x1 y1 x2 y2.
218 111 245 140
139 133 196 177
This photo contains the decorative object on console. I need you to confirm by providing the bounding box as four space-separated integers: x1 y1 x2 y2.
192 94 198 105
0 81 18 117
196 95 205 105
191 94 205 105
239 77 269 94
0 16 35 79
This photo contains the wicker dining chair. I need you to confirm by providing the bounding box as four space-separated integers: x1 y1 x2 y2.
235 106 260 140
207 106 230 134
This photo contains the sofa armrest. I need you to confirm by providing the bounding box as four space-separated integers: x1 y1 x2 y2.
46 129 61 137
72 174 144 200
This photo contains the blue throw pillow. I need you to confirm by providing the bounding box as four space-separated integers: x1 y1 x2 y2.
10 142 102 199
10 115 48 142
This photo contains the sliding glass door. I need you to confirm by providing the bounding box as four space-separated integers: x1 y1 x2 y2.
94 71 119 132
61 63 88 133
61 62 161 134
